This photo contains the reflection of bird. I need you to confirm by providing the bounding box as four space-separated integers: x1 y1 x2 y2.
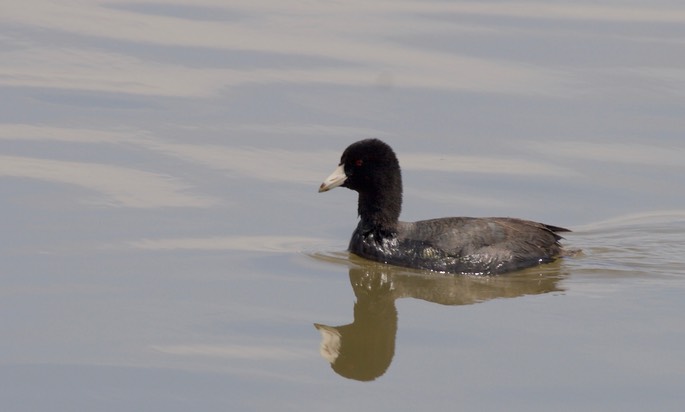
314 267 397 382
314 263 565 381
319 139 570 275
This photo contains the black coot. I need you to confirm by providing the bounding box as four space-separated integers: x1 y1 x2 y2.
319 139 570 275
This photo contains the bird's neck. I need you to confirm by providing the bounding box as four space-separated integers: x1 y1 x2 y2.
357 189 402 232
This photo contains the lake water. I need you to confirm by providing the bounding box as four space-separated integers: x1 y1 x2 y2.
2 1 685 411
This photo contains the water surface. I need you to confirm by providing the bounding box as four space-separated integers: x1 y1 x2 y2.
2 1 685 411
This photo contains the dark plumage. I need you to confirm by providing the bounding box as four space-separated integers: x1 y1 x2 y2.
319 139 570 275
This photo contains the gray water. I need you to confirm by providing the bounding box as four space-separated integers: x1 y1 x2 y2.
2 1 685 411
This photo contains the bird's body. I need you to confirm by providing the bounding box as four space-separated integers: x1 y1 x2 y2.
350 217 567 274
319 139 569 275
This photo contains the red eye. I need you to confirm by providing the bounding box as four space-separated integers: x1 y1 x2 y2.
355 159 363 167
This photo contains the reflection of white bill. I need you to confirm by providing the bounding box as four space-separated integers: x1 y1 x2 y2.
314 324 342 364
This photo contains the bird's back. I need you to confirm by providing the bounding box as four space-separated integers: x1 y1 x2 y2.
349 217 569 274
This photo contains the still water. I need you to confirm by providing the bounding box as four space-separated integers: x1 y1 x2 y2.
2 1 685 411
